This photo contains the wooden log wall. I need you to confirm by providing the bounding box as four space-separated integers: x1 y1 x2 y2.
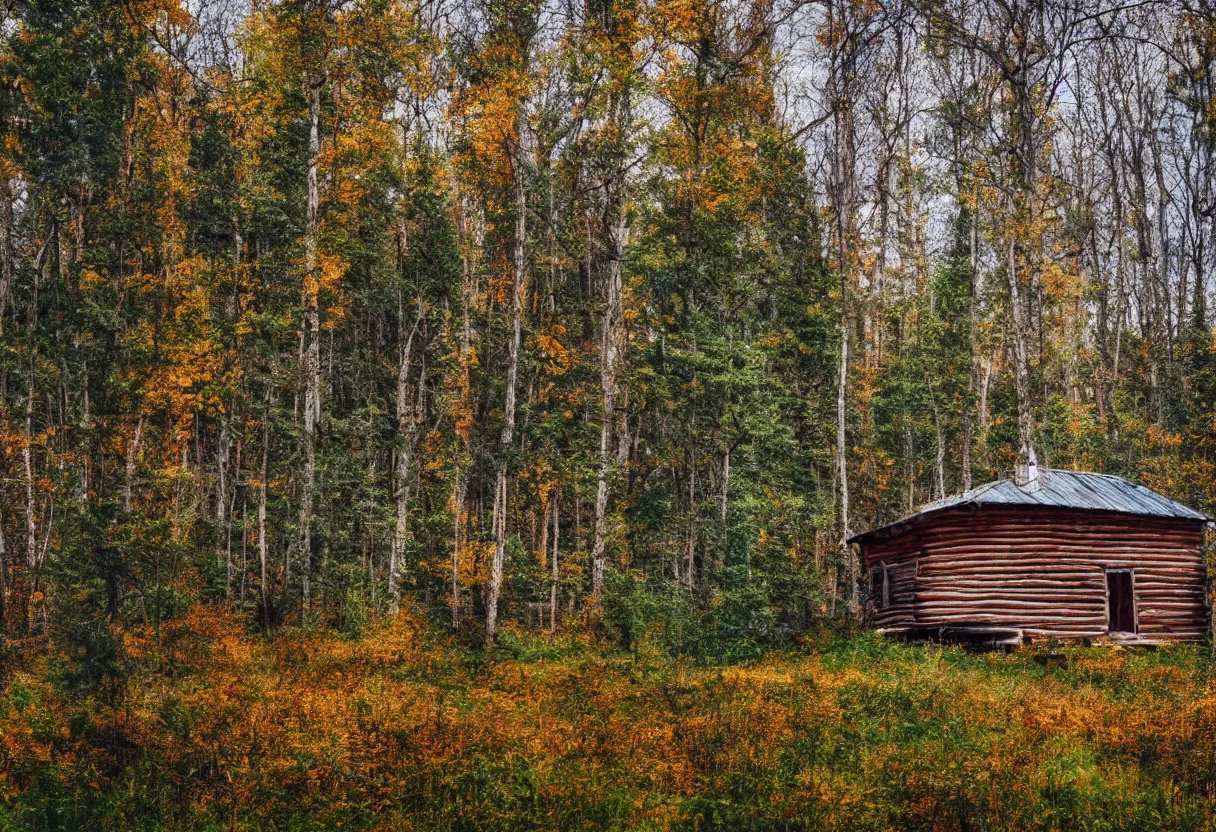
866 559 917 630
858 506 1208 641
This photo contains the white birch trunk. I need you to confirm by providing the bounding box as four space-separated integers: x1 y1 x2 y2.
592 209 625 598
259 398 270 629
217 415 230 596
299 83 322 615
837 314 854 613
390 275 422 614
486 122 527 647
1006 238 1038 476
24 371 36 571
550 490 559 633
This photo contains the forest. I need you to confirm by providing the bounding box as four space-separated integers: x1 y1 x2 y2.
1 0 1216 827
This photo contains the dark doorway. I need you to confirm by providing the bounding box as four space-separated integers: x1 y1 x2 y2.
869 566 887 610
1106 571 1135 634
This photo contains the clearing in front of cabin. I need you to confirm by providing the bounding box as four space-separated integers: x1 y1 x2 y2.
2 607 1215 831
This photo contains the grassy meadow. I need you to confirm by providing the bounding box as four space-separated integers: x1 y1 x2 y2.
2 608 1216 831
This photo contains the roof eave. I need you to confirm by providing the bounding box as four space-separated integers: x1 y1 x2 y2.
847 500 978 545
849 501 1209 546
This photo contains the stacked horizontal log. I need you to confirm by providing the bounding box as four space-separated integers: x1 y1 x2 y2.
870 560 917 629
859 506 1208 641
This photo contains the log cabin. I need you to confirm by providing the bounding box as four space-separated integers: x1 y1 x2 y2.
849 468 1212 645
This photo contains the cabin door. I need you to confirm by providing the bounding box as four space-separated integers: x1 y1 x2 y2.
1106 570 1136 634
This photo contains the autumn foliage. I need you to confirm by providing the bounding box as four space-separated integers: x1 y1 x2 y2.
3 611 1216 829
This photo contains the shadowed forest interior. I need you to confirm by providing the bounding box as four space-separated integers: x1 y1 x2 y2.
2 0 1216 827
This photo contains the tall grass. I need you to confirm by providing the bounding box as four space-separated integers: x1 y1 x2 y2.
2 609 1215 830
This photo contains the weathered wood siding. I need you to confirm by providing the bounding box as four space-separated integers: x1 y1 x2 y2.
866 557 918 630
859 506 1208 641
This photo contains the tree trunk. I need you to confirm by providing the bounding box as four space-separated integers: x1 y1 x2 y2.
717 445 730 573
933 411 946 499
390 273 422 615
685 465 696 591
924 369 946 499
837 312 855 613
719 447 730 524
1006 237 1038 474
0 181 12 325
452 195 474 631
124 415 143 513
451 471 465 629
827 0 859 615
217 414 230 597
299 82 322 617
592 208 624 599
963 200 979 491
240 483 248 603
259 392 271 630
24 360 36 572
550 489 559 633
486 122 527 647
23 243 43 579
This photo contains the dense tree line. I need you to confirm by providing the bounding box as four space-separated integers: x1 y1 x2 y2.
0 0 1214 658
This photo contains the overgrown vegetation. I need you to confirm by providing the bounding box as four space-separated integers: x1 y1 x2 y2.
3 608 1216 831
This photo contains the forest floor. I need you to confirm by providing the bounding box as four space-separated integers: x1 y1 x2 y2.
3 606 1216 831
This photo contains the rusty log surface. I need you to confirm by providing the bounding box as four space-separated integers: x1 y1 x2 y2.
859 506 1208 641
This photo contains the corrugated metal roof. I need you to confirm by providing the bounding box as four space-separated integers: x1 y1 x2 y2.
850 469 1210 543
